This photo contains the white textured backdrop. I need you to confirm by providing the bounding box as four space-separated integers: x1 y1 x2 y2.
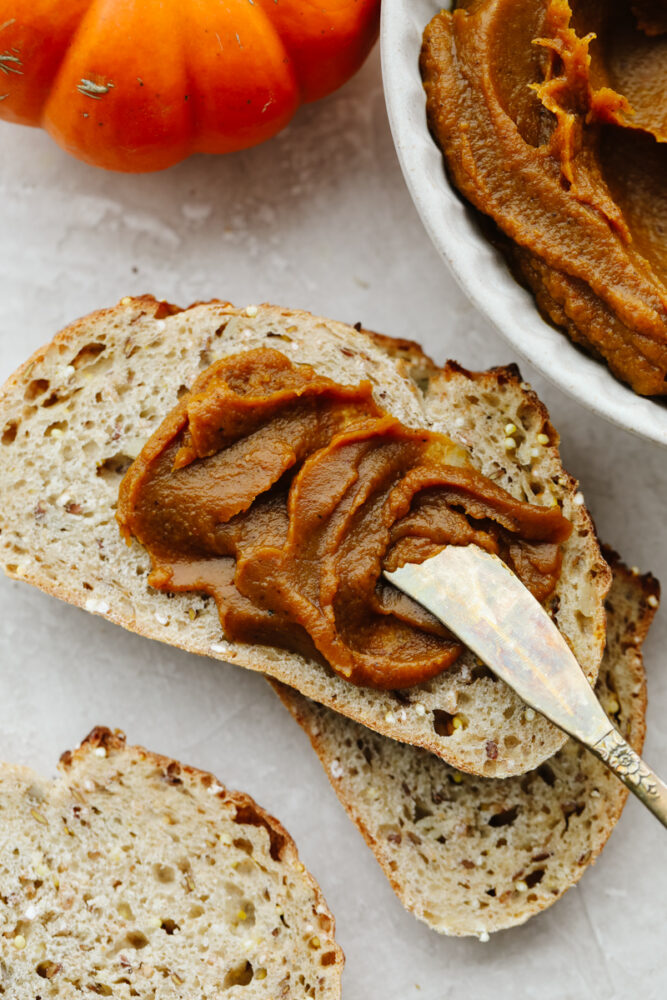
0 47 665 1000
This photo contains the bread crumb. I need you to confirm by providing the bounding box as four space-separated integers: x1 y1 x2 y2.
210 641 229 654
441 691 458 714
330 759 344 779
478 930 490 943
85 597 110 615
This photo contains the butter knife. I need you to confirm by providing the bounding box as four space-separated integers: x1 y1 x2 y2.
385 545 667 829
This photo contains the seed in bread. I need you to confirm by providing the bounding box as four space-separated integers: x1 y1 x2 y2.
0 297 610 777
273 556 658 937
0 727 342 998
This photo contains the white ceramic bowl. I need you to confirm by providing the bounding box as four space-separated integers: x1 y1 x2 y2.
381 0 667 447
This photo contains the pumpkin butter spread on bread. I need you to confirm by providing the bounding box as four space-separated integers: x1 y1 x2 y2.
116 346 570 690
0 297 609 777
0 728 342 998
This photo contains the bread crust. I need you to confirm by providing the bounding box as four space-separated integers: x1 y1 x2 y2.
0 296 610 776
61 726 297 866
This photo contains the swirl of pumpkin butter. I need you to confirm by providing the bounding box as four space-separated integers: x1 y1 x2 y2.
117 349 571 689
421 0 667 395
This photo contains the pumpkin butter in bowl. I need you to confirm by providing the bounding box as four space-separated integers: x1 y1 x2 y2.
420 0 667 396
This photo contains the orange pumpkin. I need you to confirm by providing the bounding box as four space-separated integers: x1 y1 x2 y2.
0 0 380 172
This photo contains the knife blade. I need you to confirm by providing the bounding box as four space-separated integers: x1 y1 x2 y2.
385 544 667 829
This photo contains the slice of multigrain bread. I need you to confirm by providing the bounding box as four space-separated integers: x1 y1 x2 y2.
0 297 610 777
274 557 658 937
0 728 342 998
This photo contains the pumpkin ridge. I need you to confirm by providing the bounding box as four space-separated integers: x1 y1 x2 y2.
184 0 300 158
0 0 95 127
253 0 381 103
43 0 192 171
37 0 98 127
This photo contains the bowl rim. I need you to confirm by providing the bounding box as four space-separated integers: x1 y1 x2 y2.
380 0 667 447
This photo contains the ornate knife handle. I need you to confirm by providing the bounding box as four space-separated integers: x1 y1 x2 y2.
591 728 667 828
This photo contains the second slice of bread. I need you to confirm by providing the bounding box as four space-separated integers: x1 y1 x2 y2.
0 296 610 777
0 727 342 998
274 556 658 936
